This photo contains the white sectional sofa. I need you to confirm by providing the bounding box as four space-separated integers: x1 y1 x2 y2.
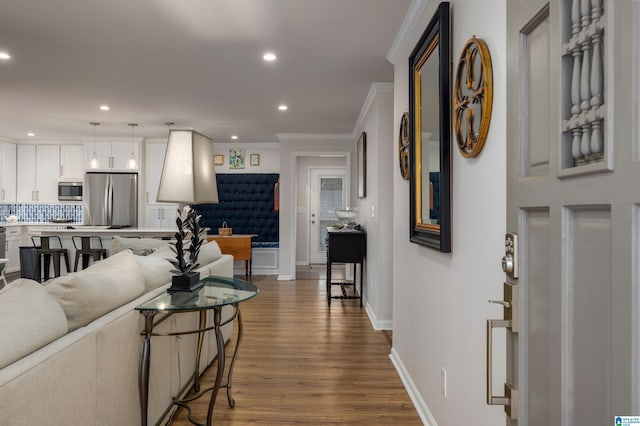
0 238 234 426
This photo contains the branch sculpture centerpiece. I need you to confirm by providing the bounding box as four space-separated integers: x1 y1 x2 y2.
167 206 209 293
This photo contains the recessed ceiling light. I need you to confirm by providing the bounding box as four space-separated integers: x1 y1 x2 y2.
231 135 238 140
278 104 288 111
99 105 110 111
263 52 277 62
27 132 35 137
0 52 11 60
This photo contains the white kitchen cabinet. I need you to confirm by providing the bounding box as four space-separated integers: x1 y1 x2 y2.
17 145 36 202
145 141 168 204
36 145 60 202
17 144 60 202
85 141 139 170
0 142 17 202
146 205 177 230
60 144 85 180
5 228 21 273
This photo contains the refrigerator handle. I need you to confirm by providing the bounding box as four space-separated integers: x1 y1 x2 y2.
104 175 112 224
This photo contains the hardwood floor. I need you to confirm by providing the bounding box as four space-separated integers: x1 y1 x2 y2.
170 269 421 425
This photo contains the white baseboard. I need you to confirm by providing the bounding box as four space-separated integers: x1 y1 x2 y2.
389 347 438 426
278 274 293 280
364 300 393 330
296 260 308 266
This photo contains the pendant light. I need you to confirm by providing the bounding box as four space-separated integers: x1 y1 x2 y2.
89 122 100 169
127 123 138 169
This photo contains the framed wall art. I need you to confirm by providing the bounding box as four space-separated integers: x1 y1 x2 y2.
454 36 493 158
399 112 410 180
250 153 260 166
214 154 224 165
357 131 367 198
229 148 245 169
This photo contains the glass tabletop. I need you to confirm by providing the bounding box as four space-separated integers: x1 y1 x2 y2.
135 275 259 312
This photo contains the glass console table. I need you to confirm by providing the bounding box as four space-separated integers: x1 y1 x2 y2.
135 276 258 426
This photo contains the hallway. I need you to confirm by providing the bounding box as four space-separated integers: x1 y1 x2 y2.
170 268 421 425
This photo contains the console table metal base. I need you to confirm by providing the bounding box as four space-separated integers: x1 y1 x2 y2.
326 262 364 307
138 305 243 426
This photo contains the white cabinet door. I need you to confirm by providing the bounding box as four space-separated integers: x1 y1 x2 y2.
85 142 111 170
111 141 139 170
145 206 162 229
146 204 177 229
17 144 36 202
85 142 139 170
1 142 17 202
35 145 60 202
6 237 20 273
60 144 85 179
18 144 61 202
145 142 167 204
5 227 22 273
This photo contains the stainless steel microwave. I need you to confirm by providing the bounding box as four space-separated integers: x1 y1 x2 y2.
58 182 83 201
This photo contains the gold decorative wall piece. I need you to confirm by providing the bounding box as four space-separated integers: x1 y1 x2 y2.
398 112 410 180
453 36 493 158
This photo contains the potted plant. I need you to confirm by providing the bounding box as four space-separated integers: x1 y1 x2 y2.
167 206 209 293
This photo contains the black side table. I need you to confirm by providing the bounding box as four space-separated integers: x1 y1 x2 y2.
326 228 366 307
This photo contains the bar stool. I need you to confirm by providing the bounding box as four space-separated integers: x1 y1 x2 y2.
30 236 71 282
0 258 8 287
72 236 108 271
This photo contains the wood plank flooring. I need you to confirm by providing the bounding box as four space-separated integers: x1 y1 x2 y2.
169 270 421 425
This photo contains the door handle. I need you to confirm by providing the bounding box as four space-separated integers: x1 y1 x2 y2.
486 282 518 419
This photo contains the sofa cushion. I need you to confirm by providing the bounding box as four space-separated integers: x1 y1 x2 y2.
133 253 173 292
46 250 146 331
0 279 69 369
110 236 170 255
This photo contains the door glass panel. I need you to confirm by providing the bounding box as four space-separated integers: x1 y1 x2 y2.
318 177 343 251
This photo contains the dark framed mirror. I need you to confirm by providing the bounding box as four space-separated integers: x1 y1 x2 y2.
408 2 451 252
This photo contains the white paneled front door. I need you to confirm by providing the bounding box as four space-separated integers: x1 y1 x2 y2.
309 168 346 264
499 1 638 424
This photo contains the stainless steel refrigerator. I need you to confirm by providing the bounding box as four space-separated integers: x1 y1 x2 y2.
83 172 138 227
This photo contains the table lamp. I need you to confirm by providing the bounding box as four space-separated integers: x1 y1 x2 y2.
157 129 218 292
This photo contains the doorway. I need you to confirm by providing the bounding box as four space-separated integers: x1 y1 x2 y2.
293 154 350 271
309 168 347 264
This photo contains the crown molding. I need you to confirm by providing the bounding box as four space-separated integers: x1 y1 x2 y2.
387 0 429 65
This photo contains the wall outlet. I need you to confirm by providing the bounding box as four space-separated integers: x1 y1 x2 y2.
440 367 447 398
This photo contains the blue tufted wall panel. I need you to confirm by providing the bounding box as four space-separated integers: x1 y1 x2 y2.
195 173 279 245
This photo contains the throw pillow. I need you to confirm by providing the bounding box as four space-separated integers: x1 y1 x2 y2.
133 253 174 292
0 279 68 369
46 250 145 331
197 241 223 265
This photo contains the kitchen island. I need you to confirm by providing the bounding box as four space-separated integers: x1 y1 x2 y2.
1 223 176 275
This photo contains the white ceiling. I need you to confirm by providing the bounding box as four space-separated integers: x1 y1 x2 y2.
0 0 411 143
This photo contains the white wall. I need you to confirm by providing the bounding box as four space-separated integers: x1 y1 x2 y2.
277 135 352 280
353 83 395 329
388 0 507 424
212 142 280 173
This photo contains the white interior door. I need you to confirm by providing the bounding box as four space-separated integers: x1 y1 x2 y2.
499 1 637 425
309 168 346 264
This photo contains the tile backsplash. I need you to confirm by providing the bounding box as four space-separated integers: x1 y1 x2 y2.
0 203 82 223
